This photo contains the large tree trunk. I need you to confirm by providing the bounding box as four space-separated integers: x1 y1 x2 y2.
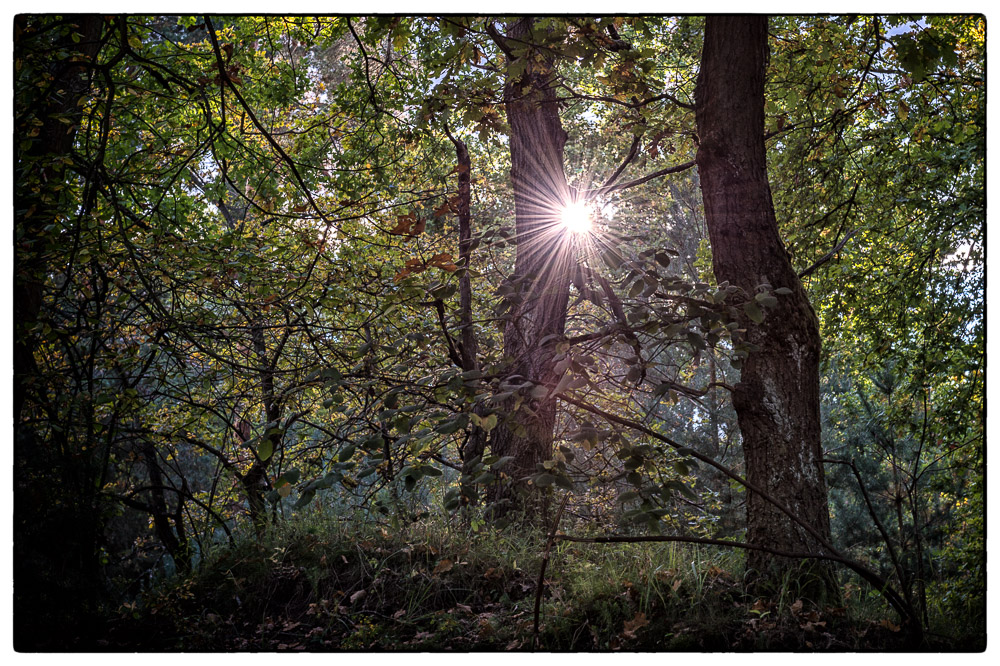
694 16 835 593
13 16 108 650
486 18 575 519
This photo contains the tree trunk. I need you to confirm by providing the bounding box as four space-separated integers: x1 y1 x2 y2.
13 16 108 650
14 15 104 425
694 16 835 594
487 18 574 519
444 126 489 509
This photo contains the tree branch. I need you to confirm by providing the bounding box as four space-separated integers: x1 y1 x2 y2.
586 160 696 197
799 229 857 279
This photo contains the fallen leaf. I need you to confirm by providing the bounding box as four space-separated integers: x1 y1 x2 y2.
433 558 454 574
349 590 366 604
622 611 649 639
880 618 901 633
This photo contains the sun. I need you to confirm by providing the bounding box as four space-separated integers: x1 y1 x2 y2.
560 201 593 234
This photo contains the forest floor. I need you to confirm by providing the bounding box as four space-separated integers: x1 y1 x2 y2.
99 514 983 652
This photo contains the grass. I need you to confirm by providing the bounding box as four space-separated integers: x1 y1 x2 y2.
100 507 984 651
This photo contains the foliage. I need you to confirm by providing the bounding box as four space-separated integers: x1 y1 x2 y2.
13 14 983 650
103 511 981 650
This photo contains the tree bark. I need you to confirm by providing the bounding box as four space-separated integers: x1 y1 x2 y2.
486 18 575 519
14 15 105 425
694 16 835 593
444 125 488 508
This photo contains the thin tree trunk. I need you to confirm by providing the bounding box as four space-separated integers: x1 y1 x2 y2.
142 442 191 574
694 16 835 594
245 318 279 532
445 125 488 508
486 18 575 519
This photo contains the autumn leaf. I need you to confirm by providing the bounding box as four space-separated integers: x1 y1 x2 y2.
433 558 454 574
389 214 416 235
880 618 901 633
433 200 454 218
622 611 648 639
428 253 459 272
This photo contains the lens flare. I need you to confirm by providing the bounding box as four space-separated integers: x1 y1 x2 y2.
560 201 592 234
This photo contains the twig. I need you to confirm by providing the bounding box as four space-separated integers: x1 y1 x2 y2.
533 492 570 650
557 393 917 628
599 134 641 191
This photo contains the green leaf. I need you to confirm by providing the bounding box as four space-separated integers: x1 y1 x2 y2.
276 469 301 486
534 473 556 488
435 418 463 434
293 490 316 509
744 300 764 324
530 384 550 399
258 439 274 462
481 413 498 432
491 455 515 470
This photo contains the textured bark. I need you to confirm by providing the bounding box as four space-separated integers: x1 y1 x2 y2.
13 16 108 650
14 15 105 425
445 127 488 507
487 19 574 519
694 16 834 591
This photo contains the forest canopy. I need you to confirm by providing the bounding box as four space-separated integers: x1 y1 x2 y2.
13 14 984 651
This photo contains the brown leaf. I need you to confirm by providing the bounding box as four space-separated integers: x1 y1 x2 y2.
802 620 827 632
349 590 366 604
880 618 901 633
389 214 415 235
622 611 649 639
428 252 453 266
433 201 453 218
433 558 454 574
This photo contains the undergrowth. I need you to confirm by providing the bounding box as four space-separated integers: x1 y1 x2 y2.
102 509 984 651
